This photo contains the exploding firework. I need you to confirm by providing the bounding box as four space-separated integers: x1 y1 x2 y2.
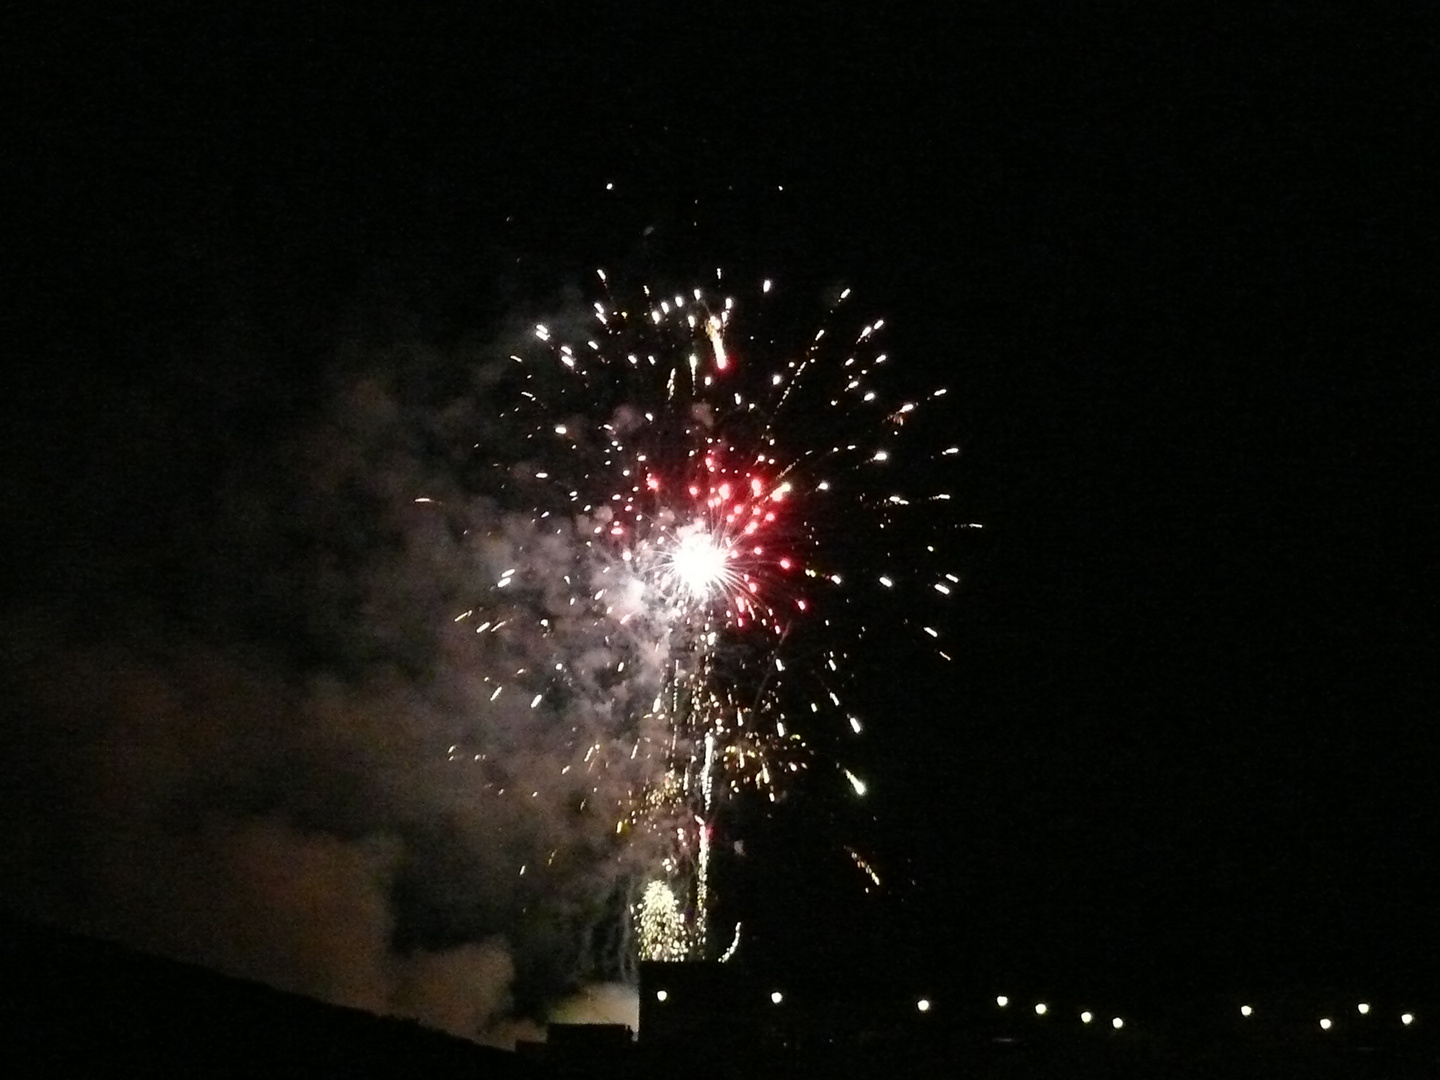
422 269 964 965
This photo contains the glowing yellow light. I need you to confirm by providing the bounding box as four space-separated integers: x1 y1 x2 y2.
1111 1017 1124 1030
635 881 686 961
1080 1011 1093 1024
655 990 669 1002
1035 1003 1048 1016
771 990 784 1005
996 995 1009 1008
916 998 931 1013
1357 1002 1370 1015
1241 1005 1253 1017
1320 1018 1332 1031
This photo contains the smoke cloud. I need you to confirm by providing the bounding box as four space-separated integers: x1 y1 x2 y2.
0 330 664 1044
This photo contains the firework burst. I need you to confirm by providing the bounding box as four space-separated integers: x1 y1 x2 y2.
425 269 963 964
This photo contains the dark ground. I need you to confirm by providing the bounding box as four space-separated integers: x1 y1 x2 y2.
4 916 1438 1078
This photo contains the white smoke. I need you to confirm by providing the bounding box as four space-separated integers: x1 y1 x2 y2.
0 338 685 1043
549 982 641 1030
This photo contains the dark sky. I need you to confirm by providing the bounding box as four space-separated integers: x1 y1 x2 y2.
4 7 1437 1012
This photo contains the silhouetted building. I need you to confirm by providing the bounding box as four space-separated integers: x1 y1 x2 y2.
0 914 529 1078
639 960 800 1058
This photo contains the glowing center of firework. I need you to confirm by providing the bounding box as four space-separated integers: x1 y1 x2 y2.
670 528 731 599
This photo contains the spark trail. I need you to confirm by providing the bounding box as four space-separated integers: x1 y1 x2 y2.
422 269 965 964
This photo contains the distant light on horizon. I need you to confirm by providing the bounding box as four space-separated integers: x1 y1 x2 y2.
644 985 1416 1037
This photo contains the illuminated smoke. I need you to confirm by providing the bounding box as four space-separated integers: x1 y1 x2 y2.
431 270 960 957
0 267 963 1038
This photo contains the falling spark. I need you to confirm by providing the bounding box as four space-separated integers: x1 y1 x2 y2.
424 270 965 963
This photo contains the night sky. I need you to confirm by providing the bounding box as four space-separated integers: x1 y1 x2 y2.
4 7 1436 1027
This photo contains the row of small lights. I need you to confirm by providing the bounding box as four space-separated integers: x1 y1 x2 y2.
996 996 1124 1029
654 989 789 1005
999 996 1417 1031
653 989 1417 1032
656 989 1119 1028
1308 1001 1417 1029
